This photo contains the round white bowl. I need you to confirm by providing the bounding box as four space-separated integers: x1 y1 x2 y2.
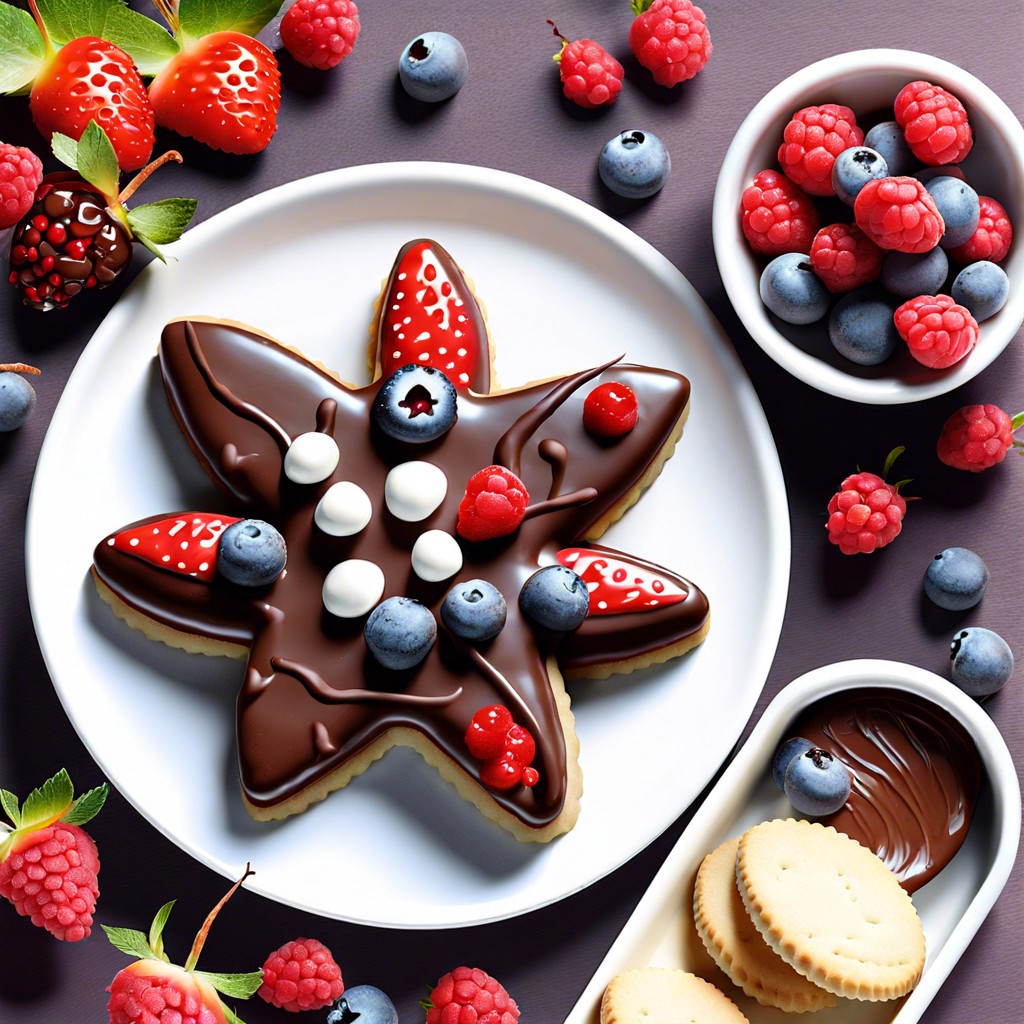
713 49 1024 405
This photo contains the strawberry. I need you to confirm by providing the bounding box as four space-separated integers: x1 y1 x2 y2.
372 239 491 391
105 866 262 1024
149 32 281 155
109 513 243 582
557 547 688 614
0 769 108 942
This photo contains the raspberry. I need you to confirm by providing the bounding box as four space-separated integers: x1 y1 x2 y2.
740 169 820 256
108 969 223 1024
809 223 883 293
894 80 972 166
280 0 360 70
425 966 520 1024
826 470 907 555
0 142 43 228
629 0 712 87
854 176 944 253
258 937 344 1013
550 23 623 109
894 293 979 369
0 824 100 942
949 195 1013 263
583 381 639 437
465 705 515 759
778 104 863 196
456 465 530 542
937 404 1023 472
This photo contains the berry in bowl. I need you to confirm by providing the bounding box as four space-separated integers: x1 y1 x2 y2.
713 50 1024 404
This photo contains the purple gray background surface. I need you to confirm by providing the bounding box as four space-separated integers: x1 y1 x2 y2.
1 1 1021 1020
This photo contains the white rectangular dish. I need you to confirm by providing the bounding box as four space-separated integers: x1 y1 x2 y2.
566 659 1021 1024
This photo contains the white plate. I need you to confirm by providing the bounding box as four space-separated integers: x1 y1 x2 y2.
26 162 789 927
566 659 1021 1023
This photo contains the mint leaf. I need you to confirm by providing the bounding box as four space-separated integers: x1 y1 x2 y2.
1012 412 1024 432
177 0 283 43
34 0 117 45
148 900 175 960
195 971 264 1000
21 769 74 829
102 5 180 76
77 120 121 199
102 924 158 961
0 2 47 94
132 231 167 263
63 783 109 826
127 198 198 245
51 132 80 171
883 445 906 479
0 789 19 827
221 1003 251 1024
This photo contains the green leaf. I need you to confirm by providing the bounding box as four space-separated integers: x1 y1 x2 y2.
63 783 109 826
101 924 158 961
148 900 176 961
0 2 47 94
21 769 74 829
882 445 905 479
630 0 656 14
1011 411 1024 432
34 0 118 45
51 132 80 171
77 120 121 200
220 1002 250 1024
195 970 264 1000
0 789 19 827
177 0 283 43
127 197 198 245
132 231 167 263
101 5 180 76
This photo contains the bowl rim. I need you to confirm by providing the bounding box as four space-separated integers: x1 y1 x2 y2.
713 48 1024 405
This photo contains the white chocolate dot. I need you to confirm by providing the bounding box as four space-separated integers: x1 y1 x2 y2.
284 431 340 485
411 530 463 582
323 560 385 618
384 461 447 522
315 481 372 537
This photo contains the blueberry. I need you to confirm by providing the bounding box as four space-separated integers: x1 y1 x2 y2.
364 596 437 670
828 291 900 365
771 736 814 791
950 627 1014 697
327 985 398 1024
784 747 851 816
519 565 589 631
441 579 507 642
598 130 671 199
217 519 286 587
924 547 989 610
373 364 457 444
398 32 467 102
830 146 888 206
0 372 36 432
863 121 917 176
880 247 949 299
951 261 1009 321
924 176 981 249
759 253 830 325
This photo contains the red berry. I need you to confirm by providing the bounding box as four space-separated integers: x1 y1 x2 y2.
456 465 530 542
629 0 712 87
894 294 979 369
937 404 1021 472
30 37 155 172
480 755 524 790
948 195 1013 264
740 169 820 256
258 937 344 1013
0 142 43 229
149 32 281 155
854 176 945 253
553 32 623 109
894 80 972 166
778 104 863 196
505 724 537 766
583 381 639 437
280 0 360 71
465 704 515 759
826 470 907 555
809 223 883 293
425 966 520 1024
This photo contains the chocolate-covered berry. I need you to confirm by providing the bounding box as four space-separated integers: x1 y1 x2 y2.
218 519 287 586
373 364 457 443
784 746 851 816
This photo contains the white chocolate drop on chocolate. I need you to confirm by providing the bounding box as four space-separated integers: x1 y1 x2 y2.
411 530 463 582
323 559 385 618
315 481 372 536
384 461 447 522
284 431 340 485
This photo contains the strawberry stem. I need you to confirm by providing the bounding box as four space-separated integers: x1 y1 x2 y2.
117 150 183 207
183 864 254 973
0 363 41 375
27 0 54 56
151 0 181 34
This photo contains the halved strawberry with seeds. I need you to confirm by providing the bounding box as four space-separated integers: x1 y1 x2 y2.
109 513 242 581
371 239 491 392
